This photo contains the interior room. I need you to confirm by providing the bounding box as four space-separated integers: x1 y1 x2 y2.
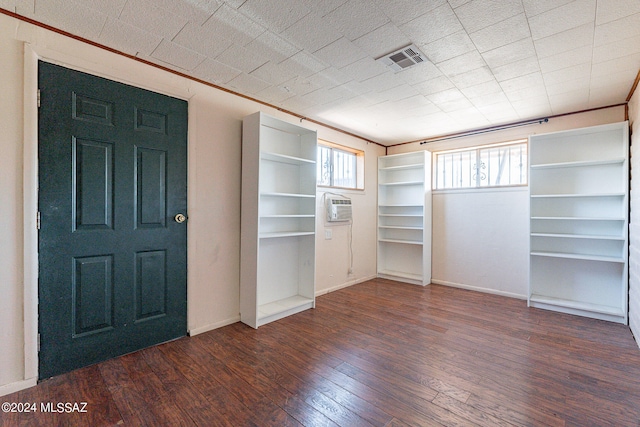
2 1 640 425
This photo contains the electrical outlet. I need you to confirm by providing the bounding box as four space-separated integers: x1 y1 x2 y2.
325 229 332 240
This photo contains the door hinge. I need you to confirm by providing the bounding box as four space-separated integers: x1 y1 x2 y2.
37 334 40 351
37 211 41 230
37 89 41 108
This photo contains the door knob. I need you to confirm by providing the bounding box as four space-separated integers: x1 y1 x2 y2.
174 213 187 223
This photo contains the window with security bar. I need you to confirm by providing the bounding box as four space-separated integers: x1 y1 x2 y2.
317 141 364 190
434 140 528 190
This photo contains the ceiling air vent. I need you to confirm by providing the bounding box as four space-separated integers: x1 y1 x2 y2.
376 44 427 72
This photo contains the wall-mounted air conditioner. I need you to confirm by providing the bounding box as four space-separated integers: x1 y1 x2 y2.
326 197 352 222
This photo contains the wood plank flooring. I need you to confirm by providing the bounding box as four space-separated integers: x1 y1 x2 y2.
2 279 640 426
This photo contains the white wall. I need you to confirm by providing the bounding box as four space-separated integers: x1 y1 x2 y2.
629 87 640 345
389 106 626 298
0 13 384 395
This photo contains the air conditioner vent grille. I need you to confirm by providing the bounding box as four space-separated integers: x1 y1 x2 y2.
376 44 428 72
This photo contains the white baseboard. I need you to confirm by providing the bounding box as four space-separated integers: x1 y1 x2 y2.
315 274 377 297
0 377 38 397
431 279 527 300
188 315 240 336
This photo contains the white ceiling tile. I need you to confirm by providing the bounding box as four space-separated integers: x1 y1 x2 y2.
14 0 34 15
223 0 246 8
476 101 517 121
591 52 640 78
82 0 127 18
279 51 328 78
250 61 298 85
511 99 552 118
594 32 640 64
545 76 590 96
280 76 324 96
0 0 14 10
549 90 590 113
313 67 352 87
470 91 509 107
400 3 463 45
533 23 593 59
216 44 268 73
151 39 206 71
255 85 296 104
538 45 591 74
99 17 162 56
33 0 107 40
499 72 544 92
297 0 348 17
203 3 265 47
339 57 387 82
172 22 232 58
373 0 447 25
460 80 503 98
528 0 596 40
596 0 640 25
521 0 573 17
448 66 495 88
359 72 405 93
588 84 630 108
244 30 300 63
191 58 242 84
279 12 341 52
491 56 540 82
119 0 187 40
396 61 443 85
419 30 475 64
447 107 490 124
313 37 367 68
352 22 411 58
591 69 637 90
468 13 531 52
395 95 439 112
504 85 548 103
300 86 345 107
436 50 486 76
454 0 524 34
377 83 420 102
436 96 475 113
412 76 456 96
427 87 467 104
448 0 472 8
542 63 591 85
594 12 640 46
238 0 310 33
482 38 536 69
227 72 271 94
147 0 221 25
324 0 389 41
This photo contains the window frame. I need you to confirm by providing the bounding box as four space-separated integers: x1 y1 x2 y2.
317 140 365 191
432 139 528 191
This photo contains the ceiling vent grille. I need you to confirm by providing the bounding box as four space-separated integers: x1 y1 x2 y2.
376 44 427 72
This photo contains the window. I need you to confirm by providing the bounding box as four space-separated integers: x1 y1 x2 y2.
317 141 364 190
434 140 527 190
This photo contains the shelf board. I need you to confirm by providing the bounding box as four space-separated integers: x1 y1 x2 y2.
378 238 423 245
530 158 625 170
379 225 423 230
379 181 424 186
378 269 423 282
261 192 315 198
531 233 625 240
379 163 423 171
261 151 316 165
258 295 314 319
529 294 624 317
531 192 625 198
259 231 315 239
530 251 624 263
531 216 625 221
378 204 424 208
379 213 424 217
261 214 315 218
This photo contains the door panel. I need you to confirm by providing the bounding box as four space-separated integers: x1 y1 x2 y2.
38 61 188 379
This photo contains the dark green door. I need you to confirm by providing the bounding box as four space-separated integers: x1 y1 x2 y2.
38 61 188 379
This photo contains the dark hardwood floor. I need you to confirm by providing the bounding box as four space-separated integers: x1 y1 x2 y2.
2 279 640 426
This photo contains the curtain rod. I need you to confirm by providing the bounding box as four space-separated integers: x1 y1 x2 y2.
420 118 549 145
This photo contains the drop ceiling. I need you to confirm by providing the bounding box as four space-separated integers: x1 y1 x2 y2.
2 0 640 145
